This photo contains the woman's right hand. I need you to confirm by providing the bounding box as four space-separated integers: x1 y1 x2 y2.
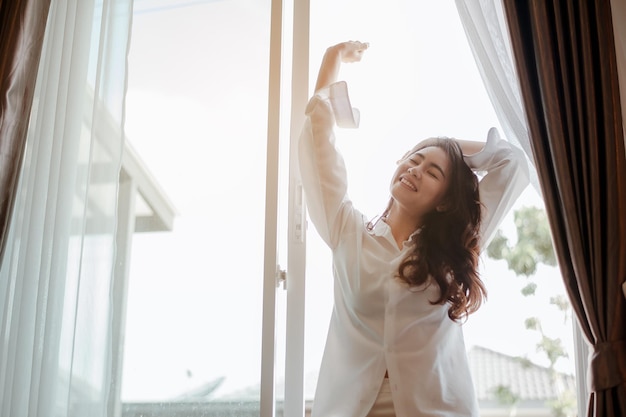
315 40 369 92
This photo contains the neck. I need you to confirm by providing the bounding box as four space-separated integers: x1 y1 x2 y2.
385 205 422 249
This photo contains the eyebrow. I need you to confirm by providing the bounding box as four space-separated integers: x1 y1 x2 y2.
414 152 447 179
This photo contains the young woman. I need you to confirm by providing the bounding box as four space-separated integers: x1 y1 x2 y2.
298 41 529 417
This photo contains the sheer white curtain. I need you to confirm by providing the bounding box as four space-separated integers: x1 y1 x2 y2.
0 0 133 416
454 0 540 193
454 2 597 417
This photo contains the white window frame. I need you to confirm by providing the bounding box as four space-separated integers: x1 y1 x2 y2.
261 0 310 415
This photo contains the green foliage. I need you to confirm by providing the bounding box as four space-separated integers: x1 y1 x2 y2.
486 205 575 416
550 295 570 313
486 230 509 259
513 206 557 267
514 356 533 368
536 336 568 366
487 206 557 277
550 295 572 324
492 384 520 407
521 282 537 296
524 317 540 331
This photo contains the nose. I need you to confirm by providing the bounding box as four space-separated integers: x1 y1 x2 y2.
408 166 422 178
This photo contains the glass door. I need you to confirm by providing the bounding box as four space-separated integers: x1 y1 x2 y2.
120 0 284 415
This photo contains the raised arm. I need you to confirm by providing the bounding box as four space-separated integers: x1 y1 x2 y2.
462 128 529 247
456 139 486 157
315 41 369 92
298 41 368 248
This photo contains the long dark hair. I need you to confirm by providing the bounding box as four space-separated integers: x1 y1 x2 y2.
377 137 485 321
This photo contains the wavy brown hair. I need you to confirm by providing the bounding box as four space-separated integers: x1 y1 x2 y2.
377 137 485 321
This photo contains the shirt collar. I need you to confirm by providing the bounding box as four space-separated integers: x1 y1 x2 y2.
369 218 421 249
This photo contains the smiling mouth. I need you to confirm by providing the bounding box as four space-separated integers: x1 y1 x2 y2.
400 177 417 191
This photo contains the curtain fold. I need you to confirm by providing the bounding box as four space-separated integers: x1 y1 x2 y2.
0 0 52 264
502 1 626 416
0 0 134 416
455 0 540 193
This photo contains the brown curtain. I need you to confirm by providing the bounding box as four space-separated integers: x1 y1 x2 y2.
0 0 52 263
503 1 626 416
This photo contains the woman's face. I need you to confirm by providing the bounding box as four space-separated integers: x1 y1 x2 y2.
389 145 452 221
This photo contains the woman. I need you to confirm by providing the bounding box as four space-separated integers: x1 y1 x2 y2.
298 41 529 417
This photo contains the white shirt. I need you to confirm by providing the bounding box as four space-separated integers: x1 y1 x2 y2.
298 81 530 417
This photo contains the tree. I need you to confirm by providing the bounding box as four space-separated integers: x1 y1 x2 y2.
492 384 520 417
486 206 576 417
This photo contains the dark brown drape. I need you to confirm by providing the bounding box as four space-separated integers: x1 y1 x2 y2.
503 1 626 416
0 0 51 263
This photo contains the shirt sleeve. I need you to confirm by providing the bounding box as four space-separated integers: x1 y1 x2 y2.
298 81 360 249
464 127 530 248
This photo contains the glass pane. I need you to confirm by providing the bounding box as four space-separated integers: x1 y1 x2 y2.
305 1 577 416
121 0 274 415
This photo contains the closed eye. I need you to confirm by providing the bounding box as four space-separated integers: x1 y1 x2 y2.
408 158 439 179
414 152 446 179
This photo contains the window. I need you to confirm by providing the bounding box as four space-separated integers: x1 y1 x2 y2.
120 1 579 416
121 0 273 415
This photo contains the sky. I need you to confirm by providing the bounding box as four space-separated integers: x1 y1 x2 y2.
121 0 575 402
